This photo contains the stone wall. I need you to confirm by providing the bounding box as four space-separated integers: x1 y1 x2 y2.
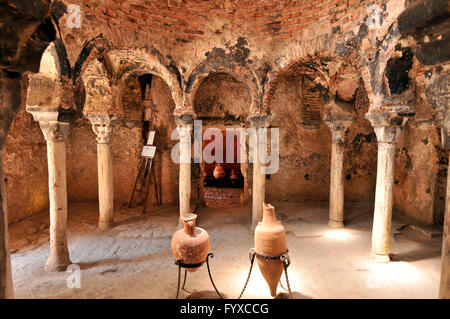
4 75 179 223
3 76 49 223
2 0 448 227
266 76 379 203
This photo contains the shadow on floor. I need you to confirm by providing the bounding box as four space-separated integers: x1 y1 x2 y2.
275 291 313 299
344 208 373 227
182 290 312 299
76 253 162 270
390 248 442 262
184 290 228 299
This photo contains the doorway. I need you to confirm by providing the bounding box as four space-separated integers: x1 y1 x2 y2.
202 129 244 208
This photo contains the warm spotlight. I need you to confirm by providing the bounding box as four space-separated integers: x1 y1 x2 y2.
233 263 303 298
365 261 423 289
323 229 353 241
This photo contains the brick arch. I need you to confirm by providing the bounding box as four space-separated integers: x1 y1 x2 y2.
71 35 112 86
185 61 262 117
262 57 332 113
104 49 184 113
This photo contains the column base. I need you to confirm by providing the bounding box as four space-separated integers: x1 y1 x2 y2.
371 252 390 263
328 219 344 228
98 220 114 230
45 254 71 272
176 219 184 230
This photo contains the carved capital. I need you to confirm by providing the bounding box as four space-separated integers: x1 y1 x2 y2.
176 124 193 140
365 105 415 127
86 115 117 144
93 124 114 144
39 121 69 141
174 113 195 126
324 116 355 144
373 126 401 143
365 105 415 143
332 129 347 144
247 115 272 128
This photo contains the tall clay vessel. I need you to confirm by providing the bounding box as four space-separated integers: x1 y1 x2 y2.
255 202 287 297
171 214 210 272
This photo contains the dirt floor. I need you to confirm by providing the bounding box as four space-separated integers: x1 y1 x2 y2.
8 201 443 299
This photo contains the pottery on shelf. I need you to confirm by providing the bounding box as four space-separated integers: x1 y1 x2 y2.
213 163 226 179
254 202 287 297
171 214 210 272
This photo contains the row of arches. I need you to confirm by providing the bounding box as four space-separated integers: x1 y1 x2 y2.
82 49 362 119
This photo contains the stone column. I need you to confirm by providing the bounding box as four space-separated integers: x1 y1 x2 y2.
249 116 271 230
252 145 265 230
87 115 116 230
324 117 354 228
39 121 71 272
177 123 193 221
1 71 21 298
0 149 13 298
439 128 450 298
366 108 412 263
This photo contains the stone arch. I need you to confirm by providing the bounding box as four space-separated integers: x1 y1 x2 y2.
39 42 63 81
356 19 409 108
82 59 114 116
104 49 183 114
26 41 75 115
262 56 335 113
185 52 262 117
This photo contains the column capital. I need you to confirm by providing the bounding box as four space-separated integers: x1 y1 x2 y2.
365 105 415 143
365 105 415 127
247 115 272 128
174 113 195 126
176 124 193 140
324 116 355 144
39 121 69 141
324 115 355 131
86 114 117 144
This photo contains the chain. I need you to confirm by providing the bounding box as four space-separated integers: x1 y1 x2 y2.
280 251 292 296
238 248 292 299
237 248 256 299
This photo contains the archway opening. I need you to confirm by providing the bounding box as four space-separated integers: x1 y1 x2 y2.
111 72 178 210
193 72 250 208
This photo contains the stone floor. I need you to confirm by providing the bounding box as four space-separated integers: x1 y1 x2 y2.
9 201 443 298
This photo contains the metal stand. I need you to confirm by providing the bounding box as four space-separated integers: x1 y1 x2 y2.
175 253 223 299
238 248 292 299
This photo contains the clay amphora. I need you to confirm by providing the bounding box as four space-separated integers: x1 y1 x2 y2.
171 214 210 272
230 168 239 180
213 163 226 179
255 203 286 297
230 168 239 186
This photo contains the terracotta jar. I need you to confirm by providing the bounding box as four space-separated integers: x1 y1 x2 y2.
230 168 239 180
171 214 210 272
213 163 226 179
255 202 287 297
